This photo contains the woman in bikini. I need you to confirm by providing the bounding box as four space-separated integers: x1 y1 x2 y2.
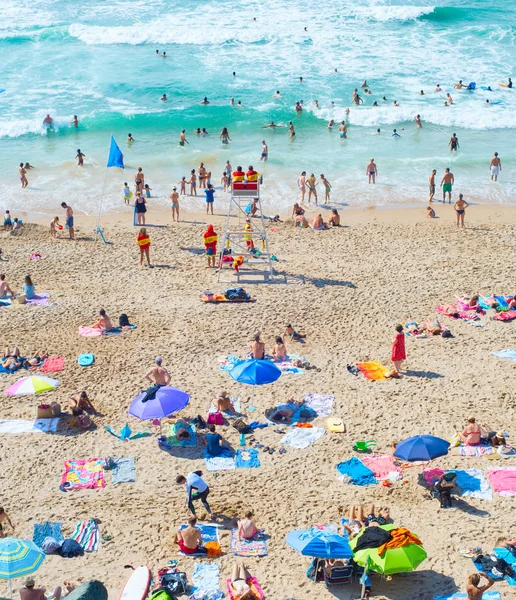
272 336 287 362
460 417 483 446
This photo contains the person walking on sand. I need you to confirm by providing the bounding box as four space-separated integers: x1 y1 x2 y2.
440 168 454 203
19 163 28 188
135 194 147 225
306 173 318 204
466 573 494 600
204 224 217 268
367 158 377 184
429 169 437 202
170 187 179 222
60 202 75 240
137 227 152 267
176 471 213 519
454 193 469 228
75 149 85 166
490 152 501 181
320 174 332 204
297 171 306 203
391 324 406 375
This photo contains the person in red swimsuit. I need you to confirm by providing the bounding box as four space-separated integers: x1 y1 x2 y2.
391 324 406 374
137 227 152 268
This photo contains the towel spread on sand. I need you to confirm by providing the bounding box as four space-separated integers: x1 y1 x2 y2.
337 457 378 486
191 562 224 598
25 292 50 306
236 448 260 468
303 393 334 417
451 445 495 457
179 524 221 557
280 426 325 449
488 467 516 496
356 361 390 380
78 326 103 337
110 457 136 484
434 593 501 600
493 548 516 586
165 422 197 447
493 311 516 321
492 349 516 361
0 418 59 434
33 522 64 548
60 459 105 491
423 468 492 500
41 356 65 373
204 448 236 471
71 519 100 552
219 354 304 375
435 304 480 321
230 529 267 556
361 455 402 481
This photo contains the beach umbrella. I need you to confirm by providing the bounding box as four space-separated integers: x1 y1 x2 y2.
393 434 450 462
0 537 45 600
128 386 190 421
228 359 281 408
349 524 427 576
286 528 353 559
4 376 60 418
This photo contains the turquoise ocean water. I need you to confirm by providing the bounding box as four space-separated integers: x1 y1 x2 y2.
1 0 515 216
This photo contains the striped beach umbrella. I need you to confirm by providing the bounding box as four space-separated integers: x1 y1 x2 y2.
0 538 45 599
4 376 59 396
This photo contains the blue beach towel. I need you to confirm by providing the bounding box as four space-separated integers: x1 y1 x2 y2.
204 447 236 471
191 562 224 598
110 457 136 484
33 521 64 548
493 548 516 586
236 448 260 468
435 594 501 600
336 457 377 486
492 350 516 361
495 295 509 308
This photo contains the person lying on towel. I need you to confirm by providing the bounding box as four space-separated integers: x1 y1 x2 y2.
174 517 207 554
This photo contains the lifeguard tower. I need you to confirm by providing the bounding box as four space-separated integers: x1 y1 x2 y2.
217 168 273 283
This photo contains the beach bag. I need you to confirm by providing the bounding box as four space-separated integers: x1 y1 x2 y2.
161 571 188 595
232 418 252 434
119 313 130 328
207 412 224 425
51 402 61 417
58 539 84 558
449 433 461 448
150 590 173 600
41 536 61 554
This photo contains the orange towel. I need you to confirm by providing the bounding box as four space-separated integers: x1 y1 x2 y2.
205 541 222 557
356 361 390 381
377 527 422 557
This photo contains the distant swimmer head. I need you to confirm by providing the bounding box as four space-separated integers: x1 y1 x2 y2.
420 90 424 95
161 94 167 100
232 71 236 76
162 51 166 56
156 49 159 54
494 152 499 156
376 129 380 133
299 77 303 82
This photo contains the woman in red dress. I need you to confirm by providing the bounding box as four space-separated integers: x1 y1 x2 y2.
391 324 406 374
137 227 152 268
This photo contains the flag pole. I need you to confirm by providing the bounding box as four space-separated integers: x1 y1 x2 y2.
94 165 109 242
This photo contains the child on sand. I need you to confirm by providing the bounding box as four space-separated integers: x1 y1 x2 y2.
203 224 217 268
178 177 187 195
391 324 406 374
144 184 152 198
49 216 60 237
237 511 259 540
427 206 436 218
137 228 152 268
284 324 306 341
221 172 229 192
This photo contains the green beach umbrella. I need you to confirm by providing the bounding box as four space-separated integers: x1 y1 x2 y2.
349 524 427 575
0 537 45 599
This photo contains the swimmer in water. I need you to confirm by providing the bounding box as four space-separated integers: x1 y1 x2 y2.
361 80 367 88
392 100 400 107
414 114 422 128
339 121 347 138
454 80 464 89
71 115 79 127
230 98 235 105
328 119 334 129
372 101 378 107
273 91 281 98
289 122 295 137
161 94 167 101
299 76 303 82
43 114 53 126
314 100 319 108
75 149 85 166
200 97 210 105
260 140 268 162
446 93 453 104
262 122 283 128
382 96 388 102
237 101 242 107
419 90 425 96
195 128 201 135
179 130 189 146
128 133 134 143
392 129 400 138
24 162 35 169
232 71 236 77
449 133 459 152
435 84 442 91
375 128 381 134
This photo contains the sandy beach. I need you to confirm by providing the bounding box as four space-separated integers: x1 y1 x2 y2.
1 201 516 600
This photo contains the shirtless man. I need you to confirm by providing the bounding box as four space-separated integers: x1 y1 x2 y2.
414 114 422 128
446 93 453 104
490 152 501 181
429 169 437 202
145 357 171 386
449 133 459 152
92 308 112 331
134 167 144 194
0 274 14 298
170 187 179 222
435 84 442 91
60 202 74 239
297 171 306 203
69 391 96 414
454 193 469 228
305 173 318 204
261 122 282 129
19 577 47 600
466 573 494 599
198 163 207 189
75 149 85 166
43 114 53 126
188 169 197 196
237 511 258 540
250 334 265 359
260 140 268 161
454 80 464 89
19 163 28 188
72 115 79 127
366 158 377 184
320 174 332 204
174 517 206 555
338 121 347 138
179 130 189 146
440 168 454 203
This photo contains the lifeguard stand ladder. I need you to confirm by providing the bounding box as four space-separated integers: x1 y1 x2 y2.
217 180 273 283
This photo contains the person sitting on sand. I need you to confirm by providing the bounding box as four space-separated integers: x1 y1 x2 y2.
174 517 207 555
284 324 306 342
19 576 64 600
22 275 35 301
312 214 327 230
92 309 113 331
434 471 456 508
229 563 254 600
460 417 484 446
213 391 233 413
272 336 287 362
295 213 309 228
329 209 340 226
490 431 508 447
22 350 49 367
69 391 96 414
427 206 436 218
292 203 305 219
204 424 226 456
0 507 14 538
0 274 15 298
237 511 259 540
250 333 265 359
466 573 494 600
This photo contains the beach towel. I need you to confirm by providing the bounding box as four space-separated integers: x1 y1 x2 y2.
110 457 136 484
179 524 221 557
488 467 516 496
236 448 260 468
191 563 224 599
78 326 102 337
378 527 422 557
423 468 492 500
71 519 100 552
25 292 50 306
60 459 105 491
280 426 324 449
33 522 64 549
265 402 316 426
494 548 516 586
495 295 510 309
41 355 65 373
0 298 12 307
227 576 264 600
492 349 516 361
337 457 377 486
434 593 501 600
303 393 334 417
456 297 479 311
435 304 480 321
0 418 59 434
451 445 495 457
230 529 267 557
493 310 516 321
209 396 241 416
361 455 402 482
164 422 197 447
204 447 236 471
356 361 390 380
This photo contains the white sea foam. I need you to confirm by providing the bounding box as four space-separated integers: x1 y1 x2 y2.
349 5 436 22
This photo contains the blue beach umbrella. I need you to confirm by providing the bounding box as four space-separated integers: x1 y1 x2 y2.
0 537 45 599
228 359 282 408
286 528 353 559
393 434 450 462
128 386 190 421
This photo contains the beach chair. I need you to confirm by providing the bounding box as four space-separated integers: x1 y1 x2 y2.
324 563 353 586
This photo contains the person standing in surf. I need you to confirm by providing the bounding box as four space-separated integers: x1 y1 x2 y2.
366 158 377 184
19 163 28 188
440 168 454 203
449 133 459 152
297 171 306 203
429 169 437 202
490 152 501 181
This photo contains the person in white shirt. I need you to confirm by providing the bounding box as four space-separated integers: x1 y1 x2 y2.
176 471 212 518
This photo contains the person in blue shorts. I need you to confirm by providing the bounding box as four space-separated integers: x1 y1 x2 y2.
205 184 215 215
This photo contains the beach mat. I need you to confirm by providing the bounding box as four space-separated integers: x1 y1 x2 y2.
337 457 377 486
0 418 59 434
229 529 267 557
423 468 492 500
204 447 236 471
60 459 105 491
361 455 402 481
71 519 100 552
488 467 516 496
25 292 50 306
179 524 221 557
451 445 495 457
164 422 197 447
303 393 334 417
280 426 325 449
236 448 260 468
435 593 501 600
33 521 64 548
41 355 65 373
191 563 224 597
110 457 136 484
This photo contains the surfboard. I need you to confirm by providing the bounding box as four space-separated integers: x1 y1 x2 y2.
498 83 512 88
120 566 151 600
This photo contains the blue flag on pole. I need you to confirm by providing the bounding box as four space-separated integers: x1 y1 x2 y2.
107 135 124 168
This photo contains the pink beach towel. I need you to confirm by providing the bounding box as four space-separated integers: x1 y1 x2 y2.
41 356 65 373
361 455 402 481
78 326 102 337
226 577 264 600
60 459 105 491
487 467 516 496
423 468 445 486
435 304 479 321
493 310 516 322
456 297 479 311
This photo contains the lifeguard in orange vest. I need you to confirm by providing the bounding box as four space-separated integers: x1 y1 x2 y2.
246 165 259 182
203 224 218 268
232 166 245 183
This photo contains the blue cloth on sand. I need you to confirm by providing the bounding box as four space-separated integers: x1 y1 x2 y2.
492 349 516 361
236 448 260 468
336 457 377 485
435 593 501 600
33 522 64 548
111 457 136 484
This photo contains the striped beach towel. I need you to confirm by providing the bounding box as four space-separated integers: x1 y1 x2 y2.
71 519 100 552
